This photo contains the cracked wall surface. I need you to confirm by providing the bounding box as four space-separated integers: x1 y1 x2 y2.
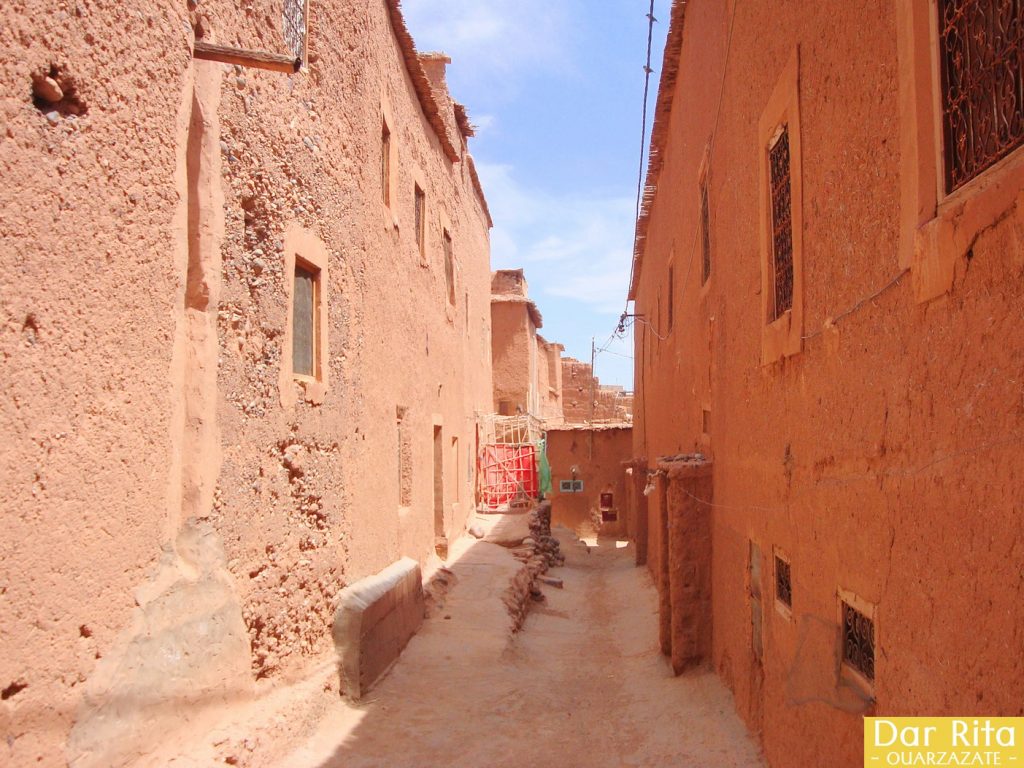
0 0 492 763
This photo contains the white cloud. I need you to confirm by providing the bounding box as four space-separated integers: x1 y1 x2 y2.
477 162 634 315
401 0 579 83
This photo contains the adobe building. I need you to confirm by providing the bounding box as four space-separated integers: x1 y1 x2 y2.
629 1 1024 766
545 424 632 538
561 357 632 423
0 1 492 764
490 268 563 424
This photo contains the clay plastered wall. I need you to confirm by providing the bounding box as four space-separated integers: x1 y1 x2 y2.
547 427 632 537
0 2 200 763
633 2 1024 766
0 0 492 764
561 358 625 423
491 300 531 413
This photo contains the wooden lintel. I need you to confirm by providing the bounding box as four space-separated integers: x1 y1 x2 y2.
193 40 300 74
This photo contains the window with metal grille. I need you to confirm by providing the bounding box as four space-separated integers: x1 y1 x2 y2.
414 184 426 257
292 260 319 378
841 599 875 682
700 176 711 284
774 554 792 608
381 119 391 206
939 0 1024 193
282 0 309 63
768 126 794 321
443 229 455 305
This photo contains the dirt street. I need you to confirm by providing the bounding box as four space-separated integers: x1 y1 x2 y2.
283 528 764 768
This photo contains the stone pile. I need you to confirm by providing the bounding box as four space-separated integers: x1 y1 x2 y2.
502 501 565 630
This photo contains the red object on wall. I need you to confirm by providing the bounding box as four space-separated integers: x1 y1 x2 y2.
480 444 538 510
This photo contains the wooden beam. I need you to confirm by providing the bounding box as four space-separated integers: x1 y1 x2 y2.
193 40 300 74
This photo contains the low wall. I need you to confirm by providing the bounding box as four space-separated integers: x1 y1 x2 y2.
332 558 424 700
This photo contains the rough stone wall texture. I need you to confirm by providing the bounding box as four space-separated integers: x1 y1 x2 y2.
546 427 632 537
560 357 630 423
0 1 492 764
632 1 1024 766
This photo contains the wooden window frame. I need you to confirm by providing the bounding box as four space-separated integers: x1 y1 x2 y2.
282 0 310 68
381 116 392 208
758 49 804 366
897 0 1024 302
280 224 329 405
414 183 427 263
773 548 793 620
699 144 712 289
443 228 456 307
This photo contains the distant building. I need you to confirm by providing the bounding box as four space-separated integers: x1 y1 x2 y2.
489 269 563 424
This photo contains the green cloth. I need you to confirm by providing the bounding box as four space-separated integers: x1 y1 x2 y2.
537 437 552 497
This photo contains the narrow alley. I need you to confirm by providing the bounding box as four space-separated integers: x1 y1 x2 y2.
283 525 762 768
4 0 1024 766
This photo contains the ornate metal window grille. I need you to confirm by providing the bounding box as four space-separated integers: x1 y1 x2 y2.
700 177 711 284
768 126 794 321
939 0 1024 192
841 600 875 682
774 555 792 608
282 0 309 62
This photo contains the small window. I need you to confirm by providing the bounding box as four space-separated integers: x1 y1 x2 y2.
700 174 711 284
292 260 320 379
774 552 792 609
559 480 573 493
381 119 391 206
414 184 426 258
768 125 794 322
572 479 583 492
938 0 1024 193
282 0 309 64
701 408 711 437
443 229 455 306
841 597 875 683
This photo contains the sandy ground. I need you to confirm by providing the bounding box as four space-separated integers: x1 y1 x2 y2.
278 527 765 768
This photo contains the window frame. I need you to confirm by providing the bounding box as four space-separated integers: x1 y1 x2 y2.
281 224 329 405
443 228 456 307
773 548 793 619
757 48 804 366
897 0 1024 302
381 116 392 208
291 258 321 381
837 588 877 697
282 0 310 68
414 183 427 263
698 145 712 288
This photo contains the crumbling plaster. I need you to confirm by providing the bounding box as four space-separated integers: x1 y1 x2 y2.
0 0 492 764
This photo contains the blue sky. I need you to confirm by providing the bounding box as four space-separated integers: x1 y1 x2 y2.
403 0 670 389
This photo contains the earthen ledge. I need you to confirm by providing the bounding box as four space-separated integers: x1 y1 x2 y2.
656 454 712 479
